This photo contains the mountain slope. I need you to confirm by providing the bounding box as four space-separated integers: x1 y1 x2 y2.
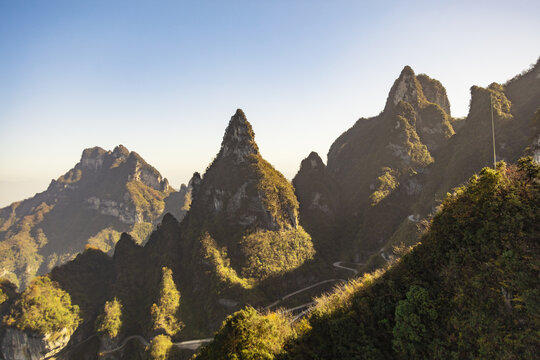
182 109 314 283
0 145 188 288
197 158 540 360
294 58 540 266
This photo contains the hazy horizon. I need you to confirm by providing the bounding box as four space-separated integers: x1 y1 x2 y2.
2 0 540 207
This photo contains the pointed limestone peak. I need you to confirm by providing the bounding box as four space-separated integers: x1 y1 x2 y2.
416 74 451 115
188 172 202 200
112 144 130 159
384 65 424 112
80 146 107 171
300 151 326 172
468 83 512 124
219 109 259 161
188 172 202 188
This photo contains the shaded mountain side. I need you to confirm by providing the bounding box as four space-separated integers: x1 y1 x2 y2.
295 58 540 264
0 109 323 360
295 65 453 261
179 109 314 285
292 152 344 260
0 145 190 288
196 158 540 360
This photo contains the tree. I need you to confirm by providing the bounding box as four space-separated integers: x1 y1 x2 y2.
3 276 80 334
150 267 183 336
392 285 438 359
96 298 123 338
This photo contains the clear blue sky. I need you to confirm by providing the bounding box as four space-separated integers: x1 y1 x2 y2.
1 0 539 207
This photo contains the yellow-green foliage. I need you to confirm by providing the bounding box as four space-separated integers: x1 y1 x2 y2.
196 307 293 360
488 83 512 119
57 168 82 184
239 227 315 280
96 298 123 338
129 222 154 244
149 334 173 360
86 227 122 253
0 289 7 305
150 267 183 336
419 102 455 138
251 155 299 228
127 180 172 220
209 159 540 359
393 103 434 168
370 167 399 205
311 269 386 316
201 233 252 289
0 202 54 287
3 276 80 334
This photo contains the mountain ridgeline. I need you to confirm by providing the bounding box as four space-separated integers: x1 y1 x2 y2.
294 59 540 268
0 58 539 360
0 145 193 289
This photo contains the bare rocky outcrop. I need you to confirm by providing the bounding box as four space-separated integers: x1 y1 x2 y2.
1 328 72 360
0 144 180 288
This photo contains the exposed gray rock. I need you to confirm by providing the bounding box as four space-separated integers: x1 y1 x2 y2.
1 328 72 360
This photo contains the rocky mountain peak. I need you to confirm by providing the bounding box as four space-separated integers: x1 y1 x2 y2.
80 146 107 171
417 74 451 115
301 151 325 171
112 144 130 159
219 109 259 162
384 65 423 112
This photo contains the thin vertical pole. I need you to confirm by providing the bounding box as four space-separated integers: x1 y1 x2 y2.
491 94 496 168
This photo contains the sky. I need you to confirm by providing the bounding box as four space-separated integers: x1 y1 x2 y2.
1 0 539 207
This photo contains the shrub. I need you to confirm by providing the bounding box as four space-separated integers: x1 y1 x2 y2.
149 334 173 360
3 276 80 334
150 267 183 336
197 307 293 360
96 298 123 338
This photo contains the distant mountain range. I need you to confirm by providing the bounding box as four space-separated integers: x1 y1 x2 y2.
0 57 538 360
0 145 192 288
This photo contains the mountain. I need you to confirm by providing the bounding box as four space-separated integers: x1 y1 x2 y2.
182 109 314 282
294 58 540 267
0 145 190 288
196 158 540 360
1 59 539 360
0 110 318 359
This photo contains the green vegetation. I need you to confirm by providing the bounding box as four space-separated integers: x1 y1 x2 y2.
369 167 399 205
150 267 183 336
201 233 252 290
199 159 540 359
393 101 434 168
0 145 178 287
86 227 122 253
127 180 172 220
252 155 300 228
239 228 314 280
130 221 154 244
149 334 173 360
96 298 123 338
392 285 438 358
3 276 80 334
197 307 293 360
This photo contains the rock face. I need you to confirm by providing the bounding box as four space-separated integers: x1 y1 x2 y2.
183 109 314 281
293 152 342 260
0 145 187 288
294 60 540 266
188 109 300 232
1 328 72 360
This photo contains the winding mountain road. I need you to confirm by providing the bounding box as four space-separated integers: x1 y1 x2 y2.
97 261 359 355
265 278 345 310
100 335 149 355
332 261 359 275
